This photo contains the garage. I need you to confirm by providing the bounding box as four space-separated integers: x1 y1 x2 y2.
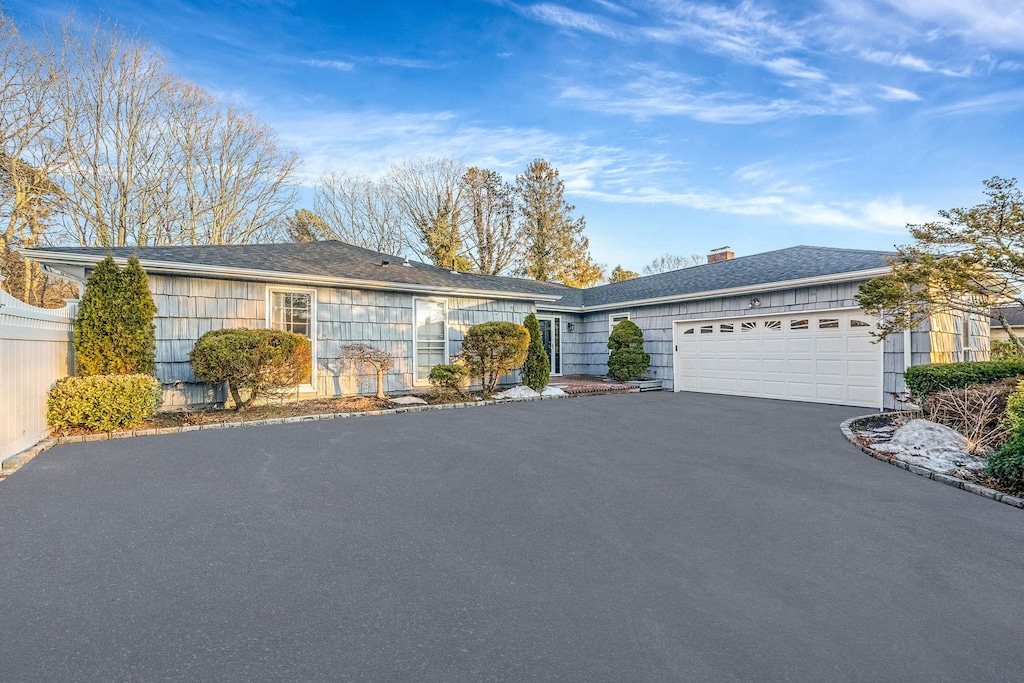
673 309 883 408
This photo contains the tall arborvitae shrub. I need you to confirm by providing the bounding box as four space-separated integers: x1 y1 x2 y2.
607 319 650 381
74 255 157 376
522 313 550 391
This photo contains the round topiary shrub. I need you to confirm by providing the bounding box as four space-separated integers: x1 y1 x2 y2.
459 321 530 394
47 374 163 431
522 313 550 392
190 328 312 411
607 319 650 381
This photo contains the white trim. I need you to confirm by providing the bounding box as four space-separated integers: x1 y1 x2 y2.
266 285 318 392
536 314 563 376
540 267 891 313
671 306 885 409
412 296 449 387
23 250 563 303
608 312 630 333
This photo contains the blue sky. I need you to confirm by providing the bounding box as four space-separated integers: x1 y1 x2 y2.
11 0 1024 270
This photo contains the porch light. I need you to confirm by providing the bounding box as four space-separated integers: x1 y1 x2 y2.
750 297 761 308
567 322 575 331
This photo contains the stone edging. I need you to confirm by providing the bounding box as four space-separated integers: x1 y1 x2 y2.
839 414 1024 510
1 390 630 478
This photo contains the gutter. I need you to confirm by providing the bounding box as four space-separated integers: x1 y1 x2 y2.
21 249 564 304
537 267 891 313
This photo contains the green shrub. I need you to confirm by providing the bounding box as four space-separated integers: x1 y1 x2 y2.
607 319 650 381
190 328 312 411
903 361 1024 397
459 321 530 394
991 339 1022 362
47 374 162 431
74 255 157 376
428 363 470 398
987 432 1024 492
521 313 550 391
1004 380 1024 435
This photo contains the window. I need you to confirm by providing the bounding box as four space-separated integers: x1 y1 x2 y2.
414 298 447 384
818 318 839 329
741 321 757 331
790 319 809 330
268 287 315 386
682 328 695 335
609 313 630 333
720 323 734 333
700 325 713 334
850 319 871 328
765 320 781 330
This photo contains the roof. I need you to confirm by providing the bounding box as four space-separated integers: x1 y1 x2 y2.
24 241 576 303
991 306 1024 328
572 245 892 309
24 242 891 310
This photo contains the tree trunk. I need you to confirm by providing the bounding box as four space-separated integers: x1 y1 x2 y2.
375 366 385 400
999 315 1024 356
229 383 246 412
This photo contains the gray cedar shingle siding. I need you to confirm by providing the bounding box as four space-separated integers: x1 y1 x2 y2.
149 274 536 407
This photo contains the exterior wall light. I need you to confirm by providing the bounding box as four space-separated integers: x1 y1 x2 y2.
750 297 761 308
567 322 575 331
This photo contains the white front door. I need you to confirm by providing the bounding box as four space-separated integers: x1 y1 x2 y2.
673 309 883 408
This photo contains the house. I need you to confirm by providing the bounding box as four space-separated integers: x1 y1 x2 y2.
25 241 989 411
990 306 1024 342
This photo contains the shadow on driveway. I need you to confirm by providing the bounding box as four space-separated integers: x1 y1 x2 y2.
1 392 1021 681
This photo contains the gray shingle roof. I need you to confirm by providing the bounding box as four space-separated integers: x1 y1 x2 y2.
573 245 892 309
27 242 891 309
991 306 1024 328
27 240 577 302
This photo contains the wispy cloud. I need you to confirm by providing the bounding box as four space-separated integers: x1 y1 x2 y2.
876 85 921 102
926 88 1024 115
303 59 354 71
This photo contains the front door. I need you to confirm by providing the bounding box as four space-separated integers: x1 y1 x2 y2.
537 316 561 375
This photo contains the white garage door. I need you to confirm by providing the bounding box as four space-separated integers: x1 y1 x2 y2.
673 309 882 408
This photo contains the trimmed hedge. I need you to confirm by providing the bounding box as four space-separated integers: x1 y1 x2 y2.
190 328 312 411
522 313 550 391
47 374 163 431
903 361 1024 397
460 321 529 394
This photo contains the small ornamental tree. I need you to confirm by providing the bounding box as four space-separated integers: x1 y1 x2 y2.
459 321 530 395
341 343 394 399
190 328 312 411
428 363 470 399
607 319 650 381
522 313 550 391
74 255 157 376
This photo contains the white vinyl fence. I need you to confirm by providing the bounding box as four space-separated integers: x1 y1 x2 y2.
0 285 75 462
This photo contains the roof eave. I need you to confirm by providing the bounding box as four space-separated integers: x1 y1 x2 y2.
22 249 564 303
538 267 891 313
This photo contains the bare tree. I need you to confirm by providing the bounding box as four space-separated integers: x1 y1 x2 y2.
341 343 394 400
461 166 521 275
313 171 406 254
641 253 704 275
388 158 470 269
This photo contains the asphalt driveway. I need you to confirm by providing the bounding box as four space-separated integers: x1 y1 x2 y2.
1 392 1022 682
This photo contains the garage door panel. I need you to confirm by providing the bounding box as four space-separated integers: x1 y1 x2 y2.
674 310 882 408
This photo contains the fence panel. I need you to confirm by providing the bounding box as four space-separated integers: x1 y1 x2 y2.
0 287 74 462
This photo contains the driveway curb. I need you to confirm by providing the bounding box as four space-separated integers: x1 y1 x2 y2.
840 414 1024 510
1 390 631 479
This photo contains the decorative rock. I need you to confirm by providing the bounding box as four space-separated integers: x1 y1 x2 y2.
872 419 987 474
541 386 567 396
493 386 540 399
389 395 428 405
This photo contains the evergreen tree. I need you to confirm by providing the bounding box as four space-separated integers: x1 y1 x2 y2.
284 208 331 242
609 265 640 282
516 159 603 288
607 319 650 381
74 254 157 376
522 313 550 391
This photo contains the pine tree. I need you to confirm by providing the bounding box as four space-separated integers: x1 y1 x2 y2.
609 265 640 282
74 255 157 376
522 313 550 391
607 319 650 381
516 159 603 288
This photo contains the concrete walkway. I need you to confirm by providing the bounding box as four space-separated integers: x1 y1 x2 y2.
0 392 1021 682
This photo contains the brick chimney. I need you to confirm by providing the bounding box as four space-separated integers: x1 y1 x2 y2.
707 246 734 264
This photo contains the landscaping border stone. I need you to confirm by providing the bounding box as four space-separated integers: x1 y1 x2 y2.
1 389 638 480
840 414 1024 510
